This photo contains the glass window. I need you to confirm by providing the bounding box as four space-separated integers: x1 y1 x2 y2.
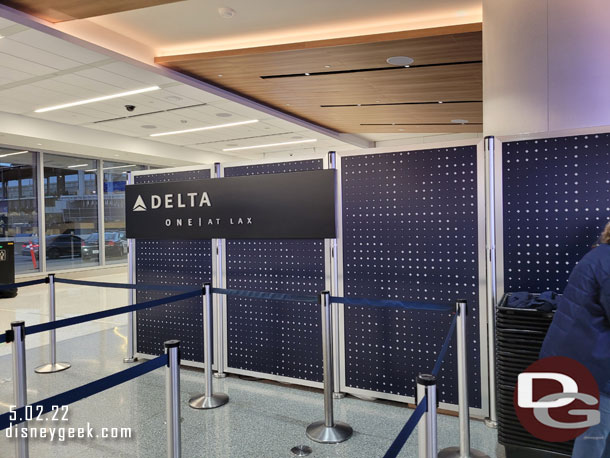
0 149 38 274
103 162 146 264
44 154 99 270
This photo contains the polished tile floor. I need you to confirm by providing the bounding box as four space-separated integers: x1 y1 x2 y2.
0 272 501 457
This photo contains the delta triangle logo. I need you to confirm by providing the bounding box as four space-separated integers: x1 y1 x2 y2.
133 195 147 212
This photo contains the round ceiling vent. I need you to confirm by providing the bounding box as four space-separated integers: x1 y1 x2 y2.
218 7 236 18
386 56 414 66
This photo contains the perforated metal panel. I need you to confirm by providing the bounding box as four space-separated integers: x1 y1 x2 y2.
224 160 325 382
341 147 482 407
134 169 212 362
502 134 610 293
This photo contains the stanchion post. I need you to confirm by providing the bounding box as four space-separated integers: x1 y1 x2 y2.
439 300 490 458
124 236 138 363
306 291 352 444
11 321 29 458
189 283 229 409
213 162 226 379
165 340 181 458
416 374 437 458
35 274 71 374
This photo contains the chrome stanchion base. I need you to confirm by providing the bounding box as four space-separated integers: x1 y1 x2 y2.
188 392 229 410
213 372 227 379
306 421 353 444
123 357 139 363
332 392 346 399
484 418 497 429
34 362 71 374
438 446 490 458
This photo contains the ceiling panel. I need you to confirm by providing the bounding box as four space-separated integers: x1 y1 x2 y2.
157 25 482 134
1 0 186 23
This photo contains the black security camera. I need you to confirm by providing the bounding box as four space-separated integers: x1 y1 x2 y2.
125 105 136 112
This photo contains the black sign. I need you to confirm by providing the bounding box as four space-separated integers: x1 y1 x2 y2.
125 169 336 239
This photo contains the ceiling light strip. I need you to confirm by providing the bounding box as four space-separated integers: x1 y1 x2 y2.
260 60 482 79
67 163 90 168
223 139 317 152
151 119 259 137
35 86 161 113
321 100 482 108
0 150 29 158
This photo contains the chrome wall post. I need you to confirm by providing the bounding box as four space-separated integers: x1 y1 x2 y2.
165 340 182 458
35 274 70 373
439 301 490 458
189 283 229 409
306 291 352 443
484 135 498 428
124 172 138 363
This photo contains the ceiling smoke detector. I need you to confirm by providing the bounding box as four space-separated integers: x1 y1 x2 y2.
218 7 236 18
386 56 414 66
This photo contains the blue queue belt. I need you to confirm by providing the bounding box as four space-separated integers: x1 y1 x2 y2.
431 313 458 377
382 395 428 458
54 277 196 292
331 295 452 312
0 278 47 291
25 289 202 336
0 332 5 344
0 354 168 430
211 287 318 303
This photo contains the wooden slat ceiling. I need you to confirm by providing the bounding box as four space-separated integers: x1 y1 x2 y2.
157 24 483 134
1 0 185 23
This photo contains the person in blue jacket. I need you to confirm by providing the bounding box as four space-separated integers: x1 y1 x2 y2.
540 221 610 457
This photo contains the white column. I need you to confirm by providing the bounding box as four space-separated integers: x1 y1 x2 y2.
483 0 610 136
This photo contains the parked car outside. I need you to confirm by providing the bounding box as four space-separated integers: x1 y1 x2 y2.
82 232 124 260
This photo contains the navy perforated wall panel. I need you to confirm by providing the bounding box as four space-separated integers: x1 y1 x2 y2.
503 134 610 293
134 169 212 362
224 160 325 382
341 147 482 407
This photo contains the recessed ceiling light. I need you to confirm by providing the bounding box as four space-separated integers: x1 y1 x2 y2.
150 119 258 137
0 150 29 158
37 143 42 146
104 164 136 170
451 119 469 124
304 73 310 76
324 65 331 68
386 56 414 66
34 86 160 113
218 7 236 18
113 154 120 157
0 36 4 40
438 101 444 104
67 163 90 169
141 124 157 129
218 74 223 77
165 95 182 102
223 139 317 152
216 113 232 118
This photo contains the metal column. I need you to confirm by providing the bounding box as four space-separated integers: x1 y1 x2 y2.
306 291 352 443
35 274 70 373
438 301 490 458
417 374 437 458
484 136 498 428
11 321 29 458
213 162 226 379
189 283 229 409
327 151 344 399
165 340 182 458
124 172 138 364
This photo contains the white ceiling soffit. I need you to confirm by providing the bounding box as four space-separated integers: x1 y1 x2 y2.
0 4 373 153
84 0 482 56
